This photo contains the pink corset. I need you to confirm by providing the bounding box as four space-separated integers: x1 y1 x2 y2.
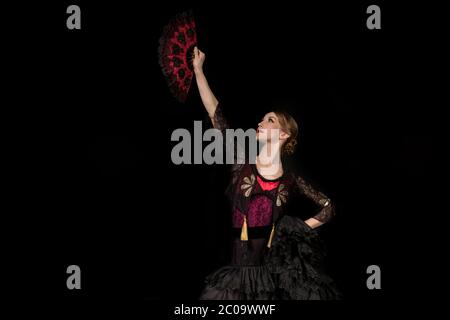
232 175 281 228
232 195 274 227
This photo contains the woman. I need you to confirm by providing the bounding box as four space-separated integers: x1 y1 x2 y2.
193 47 341 300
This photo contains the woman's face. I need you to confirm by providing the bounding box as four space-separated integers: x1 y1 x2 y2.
256 112 289 142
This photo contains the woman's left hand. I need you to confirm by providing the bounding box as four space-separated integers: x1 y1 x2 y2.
192 46 205 73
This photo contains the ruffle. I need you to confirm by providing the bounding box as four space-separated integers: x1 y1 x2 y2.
199 215 341 300
265 215 342 300
199 264 276 300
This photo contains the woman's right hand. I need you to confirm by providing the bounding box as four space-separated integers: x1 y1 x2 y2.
192 46 205 73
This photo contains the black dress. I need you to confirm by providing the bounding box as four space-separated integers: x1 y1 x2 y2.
199 104 341 300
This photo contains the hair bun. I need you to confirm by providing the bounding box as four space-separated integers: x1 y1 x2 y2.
284 138 297 155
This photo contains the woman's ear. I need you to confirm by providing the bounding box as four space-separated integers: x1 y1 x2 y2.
280 130 290 141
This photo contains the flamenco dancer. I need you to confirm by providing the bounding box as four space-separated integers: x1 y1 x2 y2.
193 47 341 300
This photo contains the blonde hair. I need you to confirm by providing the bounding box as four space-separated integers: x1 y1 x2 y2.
273 110 299 156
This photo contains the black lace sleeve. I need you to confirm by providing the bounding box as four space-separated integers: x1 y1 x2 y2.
211 103 229 132
295 175 335 223
211 103 245 187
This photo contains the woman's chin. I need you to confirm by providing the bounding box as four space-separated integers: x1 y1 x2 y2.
256 132 266 140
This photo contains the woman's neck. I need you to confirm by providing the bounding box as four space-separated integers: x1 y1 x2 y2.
256 141 283 179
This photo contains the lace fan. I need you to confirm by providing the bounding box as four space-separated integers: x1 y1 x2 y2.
158 10 197 103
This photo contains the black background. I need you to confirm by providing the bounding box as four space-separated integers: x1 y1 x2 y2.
4 0 441 316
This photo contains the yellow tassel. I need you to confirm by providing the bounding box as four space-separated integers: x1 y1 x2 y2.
240 215 248 241
267 223 275 248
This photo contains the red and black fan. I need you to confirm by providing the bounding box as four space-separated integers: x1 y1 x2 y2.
158 10 197 103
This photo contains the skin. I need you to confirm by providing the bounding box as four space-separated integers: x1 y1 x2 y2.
192 47 322 229
255 112 288 180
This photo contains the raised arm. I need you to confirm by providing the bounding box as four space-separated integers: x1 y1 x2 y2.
192 47 220 127
192 47 244 184
295 176 335 229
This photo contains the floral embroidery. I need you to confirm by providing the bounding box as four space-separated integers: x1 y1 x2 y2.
276 183 289 206
240 174 256 197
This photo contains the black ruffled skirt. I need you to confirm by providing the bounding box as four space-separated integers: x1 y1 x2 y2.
199 215 341 300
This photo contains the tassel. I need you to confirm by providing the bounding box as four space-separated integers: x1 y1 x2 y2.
240 215 248 241
267 223 275 248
